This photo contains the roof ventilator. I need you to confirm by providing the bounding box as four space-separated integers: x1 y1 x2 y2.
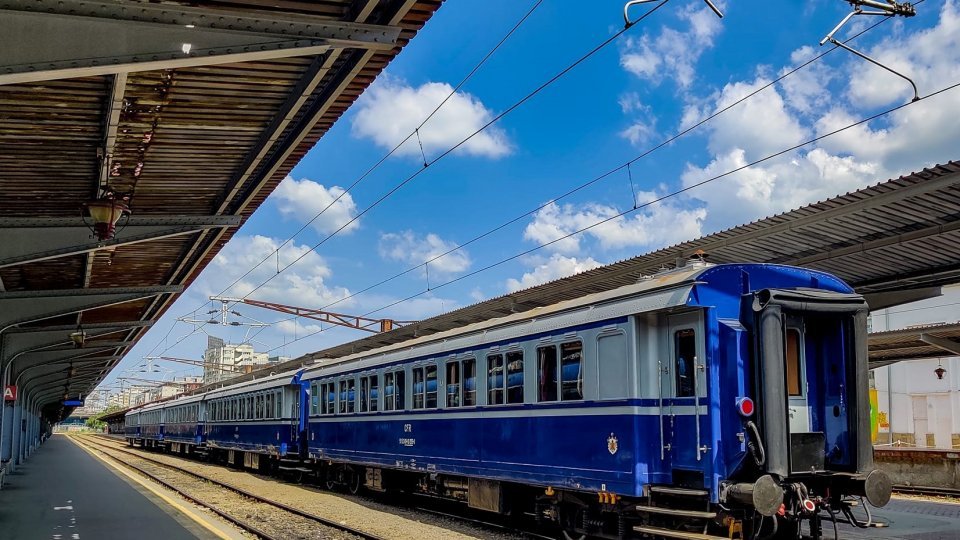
820 0 919 101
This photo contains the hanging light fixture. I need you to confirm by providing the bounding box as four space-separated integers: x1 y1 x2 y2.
69 325 87 348
935 361 947 380
83 190 131 241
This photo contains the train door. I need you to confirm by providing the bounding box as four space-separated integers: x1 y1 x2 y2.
660 312 708 485
785 320 811 433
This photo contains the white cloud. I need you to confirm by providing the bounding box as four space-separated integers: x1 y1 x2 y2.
778 46 835 115
272 176 359 235
705 77 809 161
352 76 511 159
506 254 603 292
619 2 724 88
360 294 460 322
673 0 960 234
680 148 881 231
275 319 322 336
378 230 471 276
206 235 352 309
619 93 658 145
523 197 706 255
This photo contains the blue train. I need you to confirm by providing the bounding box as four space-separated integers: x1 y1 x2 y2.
125 262 891 539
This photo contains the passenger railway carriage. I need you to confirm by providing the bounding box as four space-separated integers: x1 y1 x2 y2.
126 262 891 538
202 371 307 468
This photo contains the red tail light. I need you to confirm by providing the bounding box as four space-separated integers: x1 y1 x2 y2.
736 397 755 417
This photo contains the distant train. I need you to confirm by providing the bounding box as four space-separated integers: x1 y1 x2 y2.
125 262 891 539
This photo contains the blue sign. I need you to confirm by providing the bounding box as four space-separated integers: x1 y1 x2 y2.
62 399 84 407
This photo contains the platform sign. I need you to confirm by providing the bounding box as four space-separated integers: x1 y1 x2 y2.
62 399 84 407
3 385 15 401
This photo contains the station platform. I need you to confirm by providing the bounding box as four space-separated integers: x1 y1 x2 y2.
0 434 228 540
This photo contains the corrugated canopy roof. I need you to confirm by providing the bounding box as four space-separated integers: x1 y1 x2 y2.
0 0 444 420
868 322 960 368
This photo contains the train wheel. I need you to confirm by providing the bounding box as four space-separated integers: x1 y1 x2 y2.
559 504 586 540
323 468 338 491
347 470 362 495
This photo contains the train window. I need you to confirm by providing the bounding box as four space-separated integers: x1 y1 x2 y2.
384 372 396 410
360 377 370 412
786 329 803 397
360 375 379 413
413 367 425 409
463 358 476 406
322 382 335 415
674 329 697 398
446 361 460 408
310 382 319 415
276 391 282 418
413 365 437 409
598 333 629 399
384 370 405 411
537 345 559 402
506 351 524 404
340 379 356 414
426 365 438 408
560 341 583 401
369 375 379 412
488 354 504 405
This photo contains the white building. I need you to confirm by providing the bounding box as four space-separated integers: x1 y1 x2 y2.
870 284 960 449
203 336 271 384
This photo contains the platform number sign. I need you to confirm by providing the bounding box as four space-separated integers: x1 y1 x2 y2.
3 385 16 401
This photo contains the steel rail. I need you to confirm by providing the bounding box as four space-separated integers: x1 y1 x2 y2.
76 435 382 540
892 484 960 498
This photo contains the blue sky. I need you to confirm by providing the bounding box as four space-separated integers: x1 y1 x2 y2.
102 0 960 388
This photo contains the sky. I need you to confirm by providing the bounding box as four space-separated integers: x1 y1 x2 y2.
100 0 960 389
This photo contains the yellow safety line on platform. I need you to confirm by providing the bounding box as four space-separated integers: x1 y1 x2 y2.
67 435 238 540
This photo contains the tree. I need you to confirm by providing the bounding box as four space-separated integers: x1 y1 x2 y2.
85 404 124 431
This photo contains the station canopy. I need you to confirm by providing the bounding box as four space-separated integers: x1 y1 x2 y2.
868 322 960 368
0 0 443 420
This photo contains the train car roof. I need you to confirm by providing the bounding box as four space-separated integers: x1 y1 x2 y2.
202 370 304 400
301 261 714 379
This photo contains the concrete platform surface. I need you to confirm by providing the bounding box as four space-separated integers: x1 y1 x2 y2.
0 434 221 540
838 497 960 540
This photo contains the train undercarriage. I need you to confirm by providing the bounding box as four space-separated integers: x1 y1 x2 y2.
124 434 890 540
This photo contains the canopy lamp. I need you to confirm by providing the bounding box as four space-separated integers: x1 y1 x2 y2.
935 362 947 380
83 191 131 241
69 326 87 349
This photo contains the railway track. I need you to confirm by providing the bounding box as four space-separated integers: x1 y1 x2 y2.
73 435 384 540
893 484 960 498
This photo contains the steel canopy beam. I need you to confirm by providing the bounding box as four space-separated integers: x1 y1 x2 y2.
0 216 241 268
0 0 401 85
862 286 943 311
1 324 148 361
920 334 960 356
0 285 181 330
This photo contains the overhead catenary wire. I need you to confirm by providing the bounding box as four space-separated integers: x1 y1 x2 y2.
264 77 960 354
292 12 903 318
209 0 547 303
228 0 674 305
